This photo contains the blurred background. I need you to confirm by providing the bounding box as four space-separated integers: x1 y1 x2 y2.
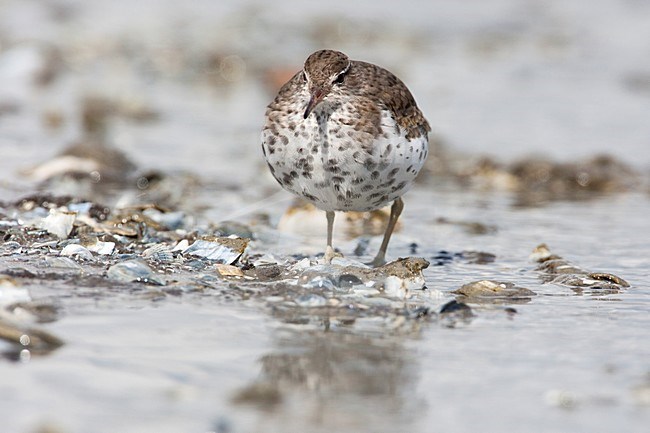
1 0 649 199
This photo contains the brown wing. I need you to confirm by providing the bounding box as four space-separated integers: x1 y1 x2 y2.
348 60 430 140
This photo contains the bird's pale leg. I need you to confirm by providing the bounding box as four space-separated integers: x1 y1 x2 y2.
369 197 404 267
324 210 336 263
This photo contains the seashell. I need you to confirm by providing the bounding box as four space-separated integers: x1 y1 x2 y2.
60 244 94 261
39 209 76 239
452 280 536 298
215 264 244 277
142 244 174 263
182 237 248 264
86 240 115 255
172 239 189 252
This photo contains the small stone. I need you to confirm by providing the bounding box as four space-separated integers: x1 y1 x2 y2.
250 264 283 280
107 259 165 285
337 273 364 289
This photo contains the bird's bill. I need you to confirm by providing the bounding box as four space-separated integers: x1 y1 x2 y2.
303 87 325 119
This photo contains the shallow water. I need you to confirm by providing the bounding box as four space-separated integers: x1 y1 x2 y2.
1 1 649 433
2 188 648 433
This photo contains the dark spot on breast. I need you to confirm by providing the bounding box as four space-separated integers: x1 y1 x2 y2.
379 178 396 188
282 171 298 185
364 158 377 170
371 170 380 180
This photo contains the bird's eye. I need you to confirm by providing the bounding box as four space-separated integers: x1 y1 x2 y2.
301 71 307 82
333 72 345 85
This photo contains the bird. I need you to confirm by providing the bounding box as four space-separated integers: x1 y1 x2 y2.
261 49 430 266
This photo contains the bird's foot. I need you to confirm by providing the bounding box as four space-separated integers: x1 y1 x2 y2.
323 246 343 264
366 253 387 268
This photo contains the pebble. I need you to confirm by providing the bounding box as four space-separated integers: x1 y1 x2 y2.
107 259 165 285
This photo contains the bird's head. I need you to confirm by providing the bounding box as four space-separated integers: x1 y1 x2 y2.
301 50 351 119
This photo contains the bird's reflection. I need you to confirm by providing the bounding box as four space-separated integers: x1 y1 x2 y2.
231 323 424 433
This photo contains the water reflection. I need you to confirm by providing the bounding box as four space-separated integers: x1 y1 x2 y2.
0 319 64 362
232 326 423 433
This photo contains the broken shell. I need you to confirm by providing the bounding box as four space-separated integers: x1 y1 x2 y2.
83 238 115 255
39 209 76 239
172 239 190 251
453 280 536 298
215 264 244 277
142 244 174 263
60 244 94 261
182 236 249 264
531 244 630 292
588 272 630 288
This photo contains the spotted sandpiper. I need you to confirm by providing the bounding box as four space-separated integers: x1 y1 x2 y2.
262 49 430 266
